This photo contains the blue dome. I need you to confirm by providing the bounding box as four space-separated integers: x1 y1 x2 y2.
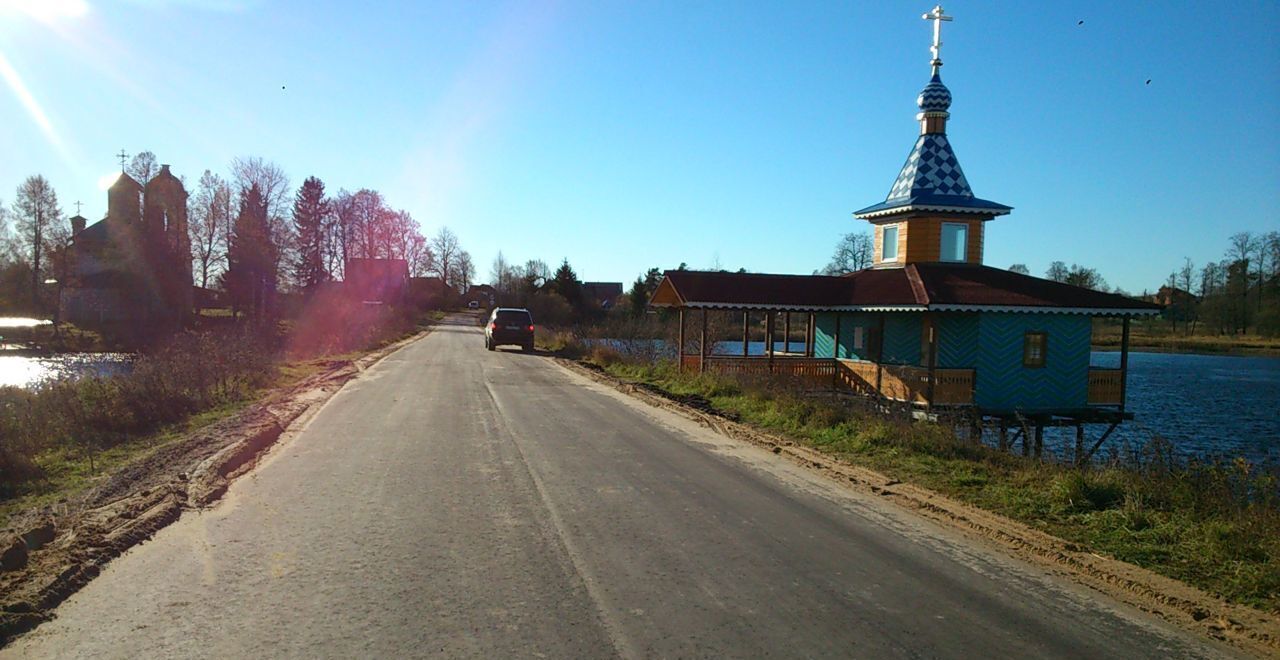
917 75 951 112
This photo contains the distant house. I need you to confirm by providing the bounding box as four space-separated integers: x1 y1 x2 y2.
582 282 624 309
408 276 454 310
464 284 496 308
345 258 409 304
1147 285 1198 307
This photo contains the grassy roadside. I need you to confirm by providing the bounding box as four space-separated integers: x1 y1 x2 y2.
0 314 435 530
583 353 1279 614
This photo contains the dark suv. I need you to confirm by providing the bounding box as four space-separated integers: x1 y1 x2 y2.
485 308 534 352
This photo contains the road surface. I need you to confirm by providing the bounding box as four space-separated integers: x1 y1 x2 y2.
4 318 1233 658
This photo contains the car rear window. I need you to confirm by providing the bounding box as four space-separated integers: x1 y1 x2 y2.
495 310 532 325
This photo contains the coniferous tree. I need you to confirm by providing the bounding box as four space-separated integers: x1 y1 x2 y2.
549 258 583 310
292 176 330 292
225 184 277 318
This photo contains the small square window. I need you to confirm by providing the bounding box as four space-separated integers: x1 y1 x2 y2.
1023 332 1047 368
941 222 968 262
882 225 899 261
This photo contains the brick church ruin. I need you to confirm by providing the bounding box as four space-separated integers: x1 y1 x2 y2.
61 165 194 328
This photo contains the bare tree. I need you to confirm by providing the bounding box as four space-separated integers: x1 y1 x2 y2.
1179 257 1196 335
491 251 513 294
190 170 232 290
1045 261 1069 282
1227 232 1257 332
11 175 63 310
405 232 434 277
455 250 475 292
127 151 159 184
327 189 355 279
1008 263 1031 275
430 227 460 288
819 232 873 275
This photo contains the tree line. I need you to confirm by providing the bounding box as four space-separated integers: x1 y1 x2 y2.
1157 231 1280 336
0 151 475 319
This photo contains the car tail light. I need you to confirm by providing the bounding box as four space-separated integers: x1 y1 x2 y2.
490 322 498 330
527 325 534 332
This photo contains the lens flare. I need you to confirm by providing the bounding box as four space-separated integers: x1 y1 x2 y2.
0 50 71 161
0 0 90 22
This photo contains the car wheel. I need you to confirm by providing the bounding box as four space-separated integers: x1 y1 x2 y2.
522 342 533 353
487 340 495 351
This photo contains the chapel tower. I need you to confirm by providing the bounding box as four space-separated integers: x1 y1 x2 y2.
854 5 1011 268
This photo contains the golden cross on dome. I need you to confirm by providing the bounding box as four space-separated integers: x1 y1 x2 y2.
922 5 953 74
116 149 128 170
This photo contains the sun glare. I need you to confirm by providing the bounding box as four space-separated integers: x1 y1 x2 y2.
0 0 90 23
97 171 120 191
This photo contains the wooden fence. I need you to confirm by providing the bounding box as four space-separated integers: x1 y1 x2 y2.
679 355 975 406
1086 368 1123 405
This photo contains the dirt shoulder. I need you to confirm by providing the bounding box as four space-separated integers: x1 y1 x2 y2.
557 359 1280 658
0 327 432 645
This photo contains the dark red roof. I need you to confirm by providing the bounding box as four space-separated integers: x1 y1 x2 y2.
653 265 1161 314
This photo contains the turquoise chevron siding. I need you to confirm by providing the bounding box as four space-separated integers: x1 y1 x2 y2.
882 315 921 365
937 313 979 368
814 313 878 359
814 313 836 358
975 313 1090 411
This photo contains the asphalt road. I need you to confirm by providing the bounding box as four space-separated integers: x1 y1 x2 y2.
4 318 1233 658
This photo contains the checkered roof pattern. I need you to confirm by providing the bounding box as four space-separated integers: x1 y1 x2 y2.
886 134 972 201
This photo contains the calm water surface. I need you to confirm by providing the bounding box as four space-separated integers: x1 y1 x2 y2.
1090 351 1280 463
0 316 133 389
0 353 134 389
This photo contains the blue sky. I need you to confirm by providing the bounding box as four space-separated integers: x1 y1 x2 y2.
1 0 1277 294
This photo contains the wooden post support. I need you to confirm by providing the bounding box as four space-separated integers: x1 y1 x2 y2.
1119 317 1131 413
677 308 686 372
699 308 708 374
1075 424 1086 467
807 313 816 357
833 314 842 360
784 312 791 355
875 314 886 397
742 311 749 357
1034 424 1044 459
766 312 775 373
925 316 938 409
998 423 1009 451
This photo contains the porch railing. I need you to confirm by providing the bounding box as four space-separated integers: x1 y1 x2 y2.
680 355 974 406
837 360 975 406
1087 368 1124 405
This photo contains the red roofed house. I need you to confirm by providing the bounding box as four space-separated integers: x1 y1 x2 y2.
648 8 1161 456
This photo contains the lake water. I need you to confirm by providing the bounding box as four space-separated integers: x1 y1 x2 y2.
596 339 1280 464
1089 351 1280 464
0 353 134 389
0 316 134 389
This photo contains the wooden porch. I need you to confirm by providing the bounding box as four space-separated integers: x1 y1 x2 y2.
674 307 1133 411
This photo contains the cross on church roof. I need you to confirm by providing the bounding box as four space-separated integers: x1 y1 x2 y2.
74 200 82 214
922 5 952 74
117 149 128 171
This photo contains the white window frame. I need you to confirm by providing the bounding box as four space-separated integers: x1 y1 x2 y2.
881 224 900 262
941 222 968 263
